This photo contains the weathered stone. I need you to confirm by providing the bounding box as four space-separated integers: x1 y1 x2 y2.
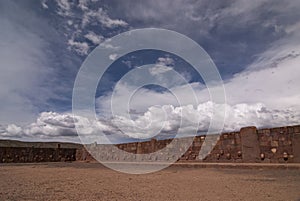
288 127 294 133
292 133 300 162
240 127 260 162
294 126 300 133
263 129 271 135
283 140 292 146
271 141 279 147
259 141 269 146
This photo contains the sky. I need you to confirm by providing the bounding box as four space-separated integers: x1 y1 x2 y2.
0 0 300 143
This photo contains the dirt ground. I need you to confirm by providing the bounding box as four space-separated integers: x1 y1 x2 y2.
0 162 299 201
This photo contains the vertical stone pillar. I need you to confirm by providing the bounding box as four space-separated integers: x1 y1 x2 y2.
150 138 157 152
292 132 300 162
240 126 260 162
137 142 142 154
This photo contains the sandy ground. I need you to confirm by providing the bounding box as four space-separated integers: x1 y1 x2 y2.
0 162 299 201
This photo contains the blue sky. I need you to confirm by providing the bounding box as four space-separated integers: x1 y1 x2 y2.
0 0 300 143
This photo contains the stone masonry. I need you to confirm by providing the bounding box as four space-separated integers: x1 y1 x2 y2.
76 125 300 163
1 125 299 163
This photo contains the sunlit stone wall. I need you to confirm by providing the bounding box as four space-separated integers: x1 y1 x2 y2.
76 125 300 163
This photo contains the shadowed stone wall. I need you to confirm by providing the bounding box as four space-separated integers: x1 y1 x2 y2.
0 147 76 163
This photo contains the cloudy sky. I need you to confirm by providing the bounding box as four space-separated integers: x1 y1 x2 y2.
0 0 300 143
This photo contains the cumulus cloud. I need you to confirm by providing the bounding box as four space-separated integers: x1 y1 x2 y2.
95 78 299 141
111 102 300 139
6 124 22 137
0 112 124 143
1 101 299 143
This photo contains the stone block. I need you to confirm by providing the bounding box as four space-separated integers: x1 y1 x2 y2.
240 126 260 162
271 141 279 147
293 126 300 133
292 133 300 162
288 127 294 133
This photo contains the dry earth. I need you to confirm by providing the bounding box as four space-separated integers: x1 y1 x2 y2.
0 162 299 201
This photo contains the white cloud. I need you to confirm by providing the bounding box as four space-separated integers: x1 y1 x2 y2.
51 1 97 55
96 77 300 138
109 53 118 61
41 0 48 9
78 0 89 11
6 124 22 136
67 38 89 55
99 39 120 50
43 1 128 55
0 111 133 143
1 101 299 143
223 18 300 111
149 65 172 75
84 31 103 44
56 0 72 16
225 55 300 110
92 8 128 28
112 0 300 43
149 57 174 75
67 20 73 26
111 102 300 139
157 57 174 66
82 8 128 28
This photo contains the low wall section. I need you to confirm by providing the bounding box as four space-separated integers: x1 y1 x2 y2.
0 147 76 163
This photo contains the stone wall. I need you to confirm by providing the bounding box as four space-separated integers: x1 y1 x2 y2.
1 125 299 164
0 147 76 163
77 125 300 163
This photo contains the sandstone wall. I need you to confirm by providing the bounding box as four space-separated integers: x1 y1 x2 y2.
77 125 300 163
1 125 299 163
